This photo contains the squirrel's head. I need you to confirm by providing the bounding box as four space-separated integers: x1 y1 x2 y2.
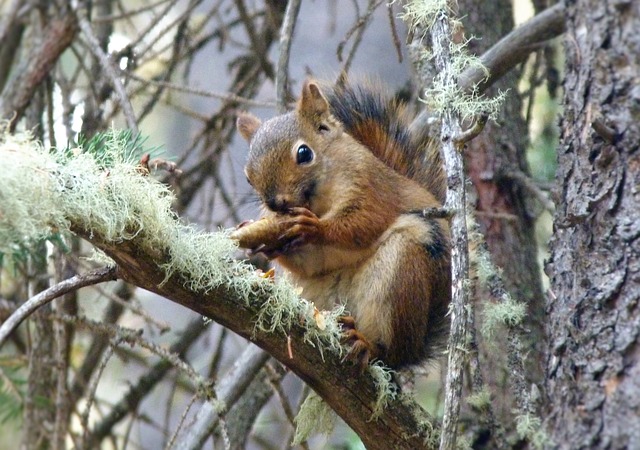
236 80 344 214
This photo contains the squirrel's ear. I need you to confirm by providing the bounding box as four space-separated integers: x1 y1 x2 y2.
298 80 329 119
236 113 262 142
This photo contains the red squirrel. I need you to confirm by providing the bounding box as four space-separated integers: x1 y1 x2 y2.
233 80 450 369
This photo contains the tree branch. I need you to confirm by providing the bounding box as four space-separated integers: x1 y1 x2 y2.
275 0 302 113
85 318 211 448
174 344 270 450
71 0 139 133
0 266 117 348
0 14 77 125
71 233 437 450
458 3 565 94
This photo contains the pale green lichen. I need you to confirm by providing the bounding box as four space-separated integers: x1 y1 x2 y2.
466 386 491 410
0 130 331 334
292 391 336 445
423 40 506 122
368 361 398 420
425 77 506 123
85 248 116 267
398 0 449 35
515 412 552 449
400 0 506 122
405 394 439 447
481 293 527 339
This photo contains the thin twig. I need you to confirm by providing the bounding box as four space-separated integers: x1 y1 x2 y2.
276 0 302 113
453 114 488 146
386 2 403 63
93 284 170 333
263 364 299 447
80 337 120 450
337 0 385 77
219 417 232 450
417 207 455 220
165 394 199 450
93 0 174 23
71 0 139 133
51 250 75 450
84 318 211 448
174 345 270 450
235 0 274 79
0 266 117 349
127 72 275 108
69 281 134 403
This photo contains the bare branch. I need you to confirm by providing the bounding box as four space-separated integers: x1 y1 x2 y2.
127 72 275 108
458 3 566 94
276 0 302 113
0 14 77 125
336 0 385 78
235 0 274 80
0 0 24 44
71 0 139 133
175 344 270 450
0 266 117 348
85 318 210 447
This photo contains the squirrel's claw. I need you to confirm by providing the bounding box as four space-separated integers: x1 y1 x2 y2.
341 322 374 373
338 315 357 330
239 208 322 257
277 208 322 245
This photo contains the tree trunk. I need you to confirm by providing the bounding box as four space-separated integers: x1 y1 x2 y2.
458 0 546 426
545 0 640 448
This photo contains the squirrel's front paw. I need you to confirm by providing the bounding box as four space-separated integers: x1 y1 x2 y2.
230 217 287 250
276 207 322 248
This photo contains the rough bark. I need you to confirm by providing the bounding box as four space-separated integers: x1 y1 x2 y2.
545 0 640 448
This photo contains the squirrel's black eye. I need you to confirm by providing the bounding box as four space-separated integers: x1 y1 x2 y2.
296 145 314 165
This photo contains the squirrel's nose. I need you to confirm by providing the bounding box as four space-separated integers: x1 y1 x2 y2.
267 194 291 212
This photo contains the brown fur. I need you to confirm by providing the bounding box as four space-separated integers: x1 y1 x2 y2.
236 80 451 368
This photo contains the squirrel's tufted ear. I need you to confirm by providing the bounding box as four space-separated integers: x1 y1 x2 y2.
236 113 262 142
298 80 329 119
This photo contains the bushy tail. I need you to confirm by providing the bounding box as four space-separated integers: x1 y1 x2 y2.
324 83 446 203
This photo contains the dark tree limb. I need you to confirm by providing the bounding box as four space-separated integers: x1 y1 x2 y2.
458 3 565 94
0 14 78 125
72 233 438 450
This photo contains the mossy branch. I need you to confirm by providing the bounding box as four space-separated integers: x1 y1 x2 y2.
402 1 479 448
0 130 438 450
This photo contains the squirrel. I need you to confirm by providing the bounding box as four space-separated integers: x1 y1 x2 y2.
234 80 451 369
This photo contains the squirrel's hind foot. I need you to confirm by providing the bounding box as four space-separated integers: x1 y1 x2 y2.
340 316 375 373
